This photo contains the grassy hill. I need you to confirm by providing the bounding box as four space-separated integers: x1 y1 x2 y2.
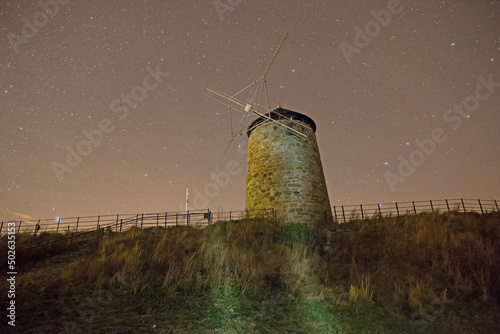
2 211 500 333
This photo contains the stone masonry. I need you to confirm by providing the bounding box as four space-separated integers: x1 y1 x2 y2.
245 107 333 225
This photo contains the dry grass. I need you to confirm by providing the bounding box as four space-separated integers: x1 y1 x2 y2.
45 218 320 300
319 211 500 310
2 211 499 333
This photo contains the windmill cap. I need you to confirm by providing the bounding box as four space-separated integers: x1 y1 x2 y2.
247 107 317 137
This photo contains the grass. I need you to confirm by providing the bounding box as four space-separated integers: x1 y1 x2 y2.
1 211 499 333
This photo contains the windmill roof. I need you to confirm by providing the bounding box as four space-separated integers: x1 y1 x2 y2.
246 107 316 137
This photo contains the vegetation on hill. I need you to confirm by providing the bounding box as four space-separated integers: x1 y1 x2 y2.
1 211 500 333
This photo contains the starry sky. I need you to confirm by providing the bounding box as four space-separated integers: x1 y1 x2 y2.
1 0 499 222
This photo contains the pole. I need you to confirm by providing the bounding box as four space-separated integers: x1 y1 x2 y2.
56 218 61 233
360 205 364 220
445 199 450 212
478 199 483 214
461 198 466 212
96 215 101 244
185 188 189 226
395 202 399 216
35 219 40 236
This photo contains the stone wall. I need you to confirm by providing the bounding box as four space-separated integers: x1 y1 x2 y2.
245 110 333 225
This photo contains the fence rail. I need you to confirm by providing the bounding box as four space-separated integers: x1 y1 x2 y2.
0 209 277 257
0 199 497 258
0 209 277 236
0 199 498 237
332 198 499 223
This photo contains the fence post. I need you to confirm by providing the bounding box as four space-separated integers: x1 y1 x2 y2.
478 199 483 214
412 201 417 215
165 212 168 228
115 214 119 232
445 199 450 212
333 206 337 222
135 214 139 227
141 214 144 229
156 213 159 227
430 200 434 211
395 202 399 216
341 206 346 223
17 221 22 233
56 218 60 233
495 200 499 212
176 213 178 226
35 219 40 236
360 205 364 220
75 217 79 232
96 215 101 244
230 211 232 221
0 221 3 235
378 204 382 216
461 198 466 212
120 219 123 232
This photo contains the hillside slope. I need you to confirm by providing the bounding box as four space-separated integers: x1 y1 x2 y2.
2 211 500 333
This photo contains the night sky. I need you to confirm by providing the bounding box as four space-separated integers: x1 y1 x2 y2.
1 0 499 222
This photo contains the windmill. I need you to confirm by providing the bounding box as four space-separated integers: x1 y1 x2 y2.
206 32 313 180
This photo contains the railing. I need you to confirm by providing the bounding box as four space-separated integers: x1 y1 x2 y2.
0 209 277 236
0 209 277 257
332 198 499 223
0 199 498 236
0 200 497 259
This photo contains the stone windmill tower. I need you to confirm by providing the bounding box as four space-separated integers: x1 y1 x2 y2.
245 107 332 225
206 32 333 224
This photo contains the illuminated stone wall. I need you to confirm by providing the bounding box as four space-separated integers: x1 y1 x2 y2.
245 108 333 225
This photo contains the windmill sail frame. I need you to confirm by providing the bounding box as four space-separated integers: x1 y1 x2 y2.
206 32 310 180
